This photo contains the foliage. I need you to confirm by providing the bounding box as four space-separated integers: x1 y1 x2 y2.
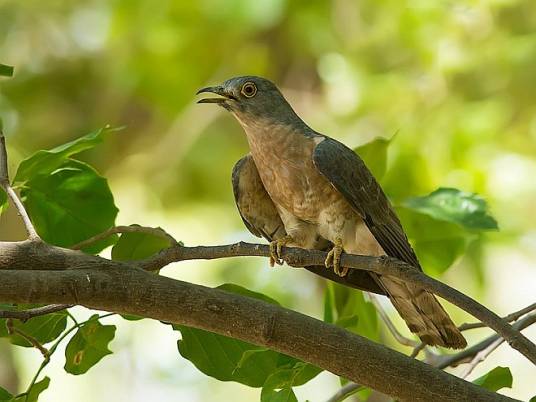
0 305 67 347
473 366 513 392
64 315 116 375
173 284 321 394
0 64 13 77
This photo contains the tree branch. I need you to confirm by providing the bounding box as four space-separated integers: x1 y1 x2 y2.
0 130 39 240
136 242 536 366
435 312 536 370
368 292 420 348
459 303 536 331
0 304 72 321
5 319 49 358
0 243 518 402
325 382 365 402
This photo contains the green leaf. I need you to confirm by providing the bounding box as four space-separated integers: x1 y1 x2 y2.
0 64 14 77
332 283 379 341
0 308 67 347
14 126 118 184
173 283 321 388
12 377 50 402
354 136 394 179
0 188 7 216
529 396 536 402
396 207 469 275
473 366 513 392
261 363 321 389
403 188 498 231
111 225 172 261
0 386 12 401
260 363 320 402
64 314 116 375
175 325 289 387
20 159 118 253
261 388 297 402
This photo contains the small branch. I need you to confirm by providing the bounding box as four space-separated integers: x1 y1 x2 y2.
325 382 365 402
5 319 49 358
0 304 72 321
0 130 39 240
71 225 178 250
368 292 420 348
459 302 536 331
461 337 504 379
435 312 536 369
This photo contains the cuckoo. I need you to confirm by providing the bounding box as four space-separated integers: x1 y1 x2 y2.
197 76 467 349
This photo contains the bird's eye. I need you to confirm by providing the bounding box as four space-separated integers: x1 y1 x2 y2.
241 82 257 98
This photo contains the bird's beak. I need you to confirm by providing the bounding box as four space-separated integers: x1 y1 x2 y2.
196 85 235 104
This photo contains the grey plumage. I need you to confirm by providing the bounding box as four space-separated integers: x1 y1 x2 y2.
198 76 467 349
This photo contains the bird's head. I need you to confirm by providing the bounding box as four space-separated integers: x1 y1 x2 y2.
197 76 299 127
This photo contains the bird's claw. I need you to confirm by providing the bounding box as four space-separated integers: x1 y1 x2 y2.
325 239 347 277
269 235 293 267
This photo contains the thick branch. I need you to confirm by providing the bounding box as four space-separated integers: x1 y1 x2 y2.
0 253 516 402
137 242 536 366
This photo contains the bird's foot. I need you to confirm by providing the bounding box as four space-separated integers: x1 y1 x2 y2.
269 235 293 267
325 238 347 277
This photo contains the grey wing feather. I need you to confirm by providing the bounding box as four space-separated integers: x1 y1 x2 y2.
312 138 421 270
231 154 386 295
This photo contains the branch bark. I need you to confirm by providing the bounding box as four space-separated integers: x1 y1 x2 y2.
0 241 518 402
136 242 536 366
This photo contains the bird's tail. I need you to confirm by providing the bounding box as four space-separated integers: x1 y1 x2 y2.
376 276 467 349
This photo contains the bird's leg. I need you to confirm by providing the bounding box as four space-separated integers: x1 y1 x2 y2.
269 235 293 267
325 238 347 277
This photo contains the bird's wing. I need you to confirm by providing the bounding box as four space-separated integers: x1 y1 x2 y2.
312 137 421 270
232 154 286 241
232 154 386 295
313 138 467 349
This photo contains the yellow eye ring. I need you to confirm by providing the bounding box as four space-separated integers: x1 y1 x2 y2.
241 82 257 98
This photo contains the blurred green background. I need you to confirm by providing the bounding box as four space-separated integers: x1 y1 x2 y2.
1 0 535 401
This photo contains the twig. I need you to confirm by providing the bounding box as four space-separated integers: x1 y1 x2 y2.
137 241 536 366
5 319 49 358
368 292 420 348
435 312 536 369
71 225 178 250
461 337 504 379
0 130 39 240
459 302 536 331
410 342 427 358
325 382 365 402
0 304 72 321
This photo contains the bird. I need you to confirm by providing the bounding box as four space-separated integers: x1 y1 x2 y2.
197 76 467 349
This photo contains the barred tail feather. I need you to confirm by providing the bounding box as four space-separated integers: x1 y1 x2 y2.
377 276 467 349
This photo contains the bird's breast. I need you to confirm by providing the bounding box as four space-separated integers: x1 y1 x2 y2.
245 126 343 223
